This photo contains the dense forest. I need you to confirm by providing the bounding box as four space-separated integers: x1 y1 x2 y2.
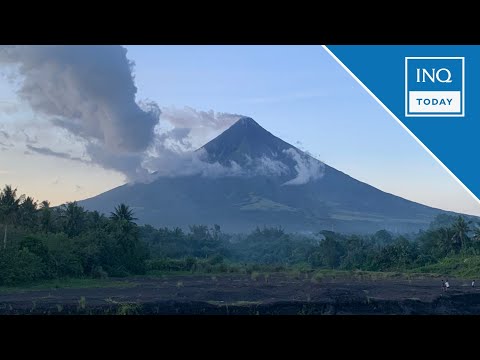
1 184 480 286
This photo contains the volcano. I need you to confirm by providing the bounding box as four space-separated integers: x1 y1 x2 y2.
79 117 454 233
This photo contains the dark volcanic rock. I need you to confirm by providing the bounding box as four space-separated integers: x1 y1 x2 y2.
1 276 480 315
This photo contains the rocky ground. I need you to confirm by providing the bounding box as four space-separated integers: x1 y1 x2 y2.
1 274 479 314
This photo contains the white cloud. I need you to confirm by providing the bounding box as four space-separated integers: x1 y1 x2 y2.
282 148 325 185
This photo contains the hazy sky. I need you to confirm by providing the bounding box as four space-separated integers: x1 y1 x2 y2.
1 45 479 215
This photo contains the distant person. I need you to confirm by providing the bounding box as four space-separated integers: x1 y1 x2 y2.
472 280 475 288
445 280 450 290
442 279 446 291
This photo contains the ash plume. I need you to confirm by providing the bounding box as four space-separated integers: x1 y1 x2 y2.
160 106 243 149
0 46 244 181
0 45 159 153
0 45 323 186
26 145 87 163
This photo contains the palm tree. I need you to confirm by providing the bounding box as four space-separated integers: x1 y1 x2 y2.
39 200 52 233
470 226 480 255
0 185 25 249
19 196 38 229
61 201 85 237
474 227 480 242
110 204 137 224
89 210 106 229
452 216 470 249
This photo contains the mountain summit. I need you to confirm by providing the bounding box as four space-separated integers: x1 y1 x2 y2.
201 116 294 167
200 116 319 182
79 117 456 233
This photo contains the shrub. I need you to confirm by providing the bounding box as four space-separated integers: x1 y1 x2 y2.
0 248 46 285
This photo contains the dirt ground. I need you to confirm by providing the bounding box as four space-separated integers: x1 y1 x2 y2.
1 274 479 314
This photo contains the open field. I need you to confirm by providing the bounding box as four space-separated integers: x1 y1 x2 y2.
1 272 479 314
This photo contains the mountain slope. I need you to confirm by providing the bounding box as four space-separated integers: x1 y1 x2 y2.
79 117 456 233
201 117 293 165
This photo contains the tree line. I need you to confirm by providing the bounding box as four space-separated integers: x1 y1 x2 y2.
0 185 148 284
1 184 480 285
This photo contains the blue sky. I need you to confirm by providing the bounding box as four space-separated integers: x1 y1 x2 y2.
1 45 479 215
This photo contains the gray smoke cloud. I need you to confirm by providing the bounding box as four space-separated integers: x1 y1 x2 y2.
160 106 243 150
85 142 149 181
0 45 159 154
22 131 38 144
26 145 87 163
0 46 244 181
141 147 324 184
0 102 18 115
0 45 323 186
162 106 242 132
142 148 244 179
0 129 13 149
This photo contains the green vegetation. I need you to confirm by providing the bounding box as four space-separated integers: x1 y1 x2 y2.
0 185 148 285
1 184 480 287
415 256 480 278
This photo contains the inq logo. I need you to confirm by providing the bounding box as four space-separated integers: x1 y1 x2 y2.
416 68 452 83
405 57 465 117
